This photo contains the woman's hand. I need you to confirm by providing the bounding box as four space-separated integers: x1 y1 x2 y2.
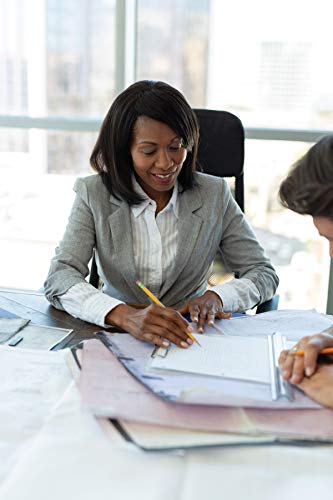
178 291 231 333
297 364 333 409
106 303 193 348
279 328 333 384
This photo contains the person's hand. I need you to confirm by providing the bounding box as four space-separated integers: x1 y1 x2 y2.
296 364 333 409
178 291 231 333
105 303 193 348
279 328 333 384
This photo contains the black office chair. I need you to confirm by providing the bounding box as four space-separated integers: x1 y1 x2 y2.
194 109 278 313
89 108 279 312
195 109 244 211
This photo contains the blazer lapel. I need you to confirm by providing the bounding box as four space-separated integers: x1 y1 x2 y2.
159 185 204 299
108 195 143 302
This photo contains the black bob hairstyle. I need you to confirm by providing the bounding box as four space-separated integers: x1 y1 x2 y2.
279 134 333 220
90 80 200 204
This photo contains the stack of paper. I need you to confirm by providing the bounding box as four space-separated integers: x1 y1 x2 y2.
68 336 333 451
65 309 333 450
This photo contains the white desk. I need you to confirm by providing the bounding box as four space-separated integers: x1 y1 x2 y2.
1 351 333 500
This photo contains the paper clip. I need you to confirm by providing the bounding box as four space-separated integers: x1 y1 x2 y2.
151 345 170 358
268 331 294 402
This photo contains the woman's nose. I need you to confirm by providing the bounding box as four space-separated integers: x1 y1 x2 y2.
154 149 173 169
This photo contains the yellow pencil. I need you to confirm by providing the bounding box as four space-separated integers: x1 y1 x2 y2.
135 280 201 347
295 347 333 356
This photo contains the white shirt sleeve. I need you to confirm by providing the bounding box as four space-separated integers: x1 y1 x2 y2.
57 282 124 327
210 278 261 313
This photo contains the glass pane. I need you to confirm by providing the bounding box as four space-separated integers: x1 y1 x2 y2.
46 0 116 116
136 0 210 106
206 0 333 129
0 129 96 289
0 0 116 118
245 139 330 311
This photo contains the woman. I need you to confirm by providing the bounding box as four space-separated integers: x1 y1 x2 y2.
278 134 333 408
45 80 278 348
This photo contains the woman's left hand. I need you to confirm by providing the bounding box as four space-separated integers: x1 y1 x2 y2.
178 291 231 333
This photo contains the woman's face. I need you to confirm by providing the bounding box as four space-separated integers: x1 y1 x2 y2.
130 115 187 202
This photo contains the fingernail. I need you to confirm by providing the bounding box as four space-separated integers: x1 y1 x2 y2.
282 371 289 378
162 341 169 347
187 338 193 345
208 320 214 326
198 327 203 333
187 325 193 332
305 367 313 377
181 341 188 348
193 317 198 323
290 376 298 384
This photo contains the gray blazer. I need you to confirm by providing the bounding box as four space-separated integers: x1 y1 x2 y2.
44 172 278 309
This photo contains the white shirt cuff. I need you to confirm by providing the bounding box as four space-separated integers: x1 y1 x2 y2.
57 282 124 327
210 278 260 313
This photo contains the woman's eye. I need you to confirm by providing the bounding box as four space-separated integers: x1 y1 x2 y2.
142 150 155 156
169 145 182 152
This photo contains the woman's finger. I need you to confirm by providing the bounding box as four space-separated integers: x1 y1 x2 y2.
142 313 192 347
141 332 170 347
197 306 209 333
279 349 297 380
142 328 189 348
215 311 232 320
278 349 289 366
289 353 306 384
188 303 200 323
207 310 216 326
302 333 333 375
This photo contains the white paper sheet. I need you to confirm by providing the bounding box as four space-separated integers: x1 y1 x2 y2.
209 309 333 341
0 346 71 486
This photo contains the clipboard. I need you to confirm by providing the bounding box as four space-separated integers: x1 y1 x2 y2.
152 331 294 402
95 331 318 410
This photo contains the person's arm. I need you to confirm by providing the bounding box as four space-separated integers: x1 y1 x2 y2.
180 180 278 331
44 178 97 309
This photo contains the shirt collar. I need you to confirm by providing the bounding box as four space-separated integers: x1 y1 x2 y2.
131 174 179 219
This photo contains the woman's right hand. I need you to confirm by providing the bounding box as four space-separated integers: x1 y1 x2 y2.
105 303 194 348
279 328 333 383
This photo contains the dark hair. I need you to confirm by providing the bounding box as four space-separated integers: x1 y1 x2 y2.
90 80 199 204
279 135 333 219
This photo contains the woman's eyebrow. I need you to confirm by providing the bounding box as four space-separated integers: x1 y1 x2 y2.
138 136 181 146
138 140 157 145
